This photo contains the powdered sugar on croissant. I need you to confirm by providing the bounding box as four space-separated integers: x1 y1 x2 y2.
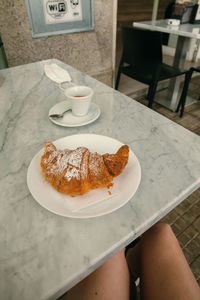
40 142 129 195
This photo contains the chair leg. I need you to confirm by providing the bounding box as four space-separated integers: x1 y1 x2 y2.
180 84 189 118
115 68 122 90
175 95 182 113
148 81 158 108
146 86 151 100
176 71 193 117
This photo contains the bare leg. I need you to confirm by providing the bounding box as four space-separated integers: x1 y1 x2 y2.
140 222 200 300
65 249 131 300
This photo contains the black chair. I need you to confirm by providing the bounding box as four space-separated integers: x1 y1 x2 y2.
115 27 187 108
0 36 8 70
176 67 200 117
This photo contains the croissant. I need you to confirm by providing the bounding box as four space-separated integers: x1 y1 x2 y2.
40 142 129 195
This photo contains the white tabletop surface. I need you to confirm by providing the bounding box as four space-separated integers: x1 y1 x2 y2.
133 19 200 38
1 59 200 300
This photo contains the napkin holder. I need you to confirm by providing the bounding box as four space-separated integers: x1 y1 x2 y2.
169 2 196 24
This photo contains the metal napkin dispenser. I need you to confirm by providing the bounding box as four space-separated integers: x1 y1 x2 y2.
170 2 196 24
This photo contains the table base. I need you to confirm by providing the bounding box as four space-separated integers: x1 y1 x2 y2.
154 88 197 112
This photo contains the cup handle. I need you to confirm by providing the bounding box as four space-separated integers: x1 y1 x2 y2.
58 82 65 91
58 81 76 91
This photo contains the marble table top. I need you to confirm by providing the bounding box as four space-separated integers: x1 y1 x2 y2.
133 19 200 39
1 59 200 300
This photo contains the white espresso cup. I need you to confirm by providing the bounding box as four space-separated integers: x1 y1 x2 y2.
63 85 93 116
167 19 180 26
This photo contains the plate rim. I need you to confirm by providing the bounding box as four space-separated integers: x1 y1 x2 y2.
27 134 141 218
48 101 101 127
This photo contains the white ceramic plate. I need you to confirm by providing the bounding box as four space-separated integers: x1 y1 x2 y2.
49 101 100 127
27 134 141 218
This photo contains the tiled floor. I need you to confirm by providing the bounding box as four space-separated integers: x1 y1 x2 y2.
131 76 200 285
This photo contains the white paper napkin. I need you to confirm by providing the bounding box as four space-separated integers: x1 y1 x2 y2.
62 184 120 212
44 63 72 83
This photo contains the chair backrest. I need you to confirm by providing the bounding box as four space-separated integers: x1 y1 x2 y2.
121 27 163 70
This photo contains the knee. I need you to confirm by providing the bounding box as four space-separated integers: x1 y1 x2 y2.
110 249 125 262
150 222 172 236
142 222 176 247
117 248 126 258
105 248 126 268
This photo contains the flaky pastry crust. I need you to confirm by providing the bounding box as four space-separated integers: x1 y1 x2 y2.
40 142 129 195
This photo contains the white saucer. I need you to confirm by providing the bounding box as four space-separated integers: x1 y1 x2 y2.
49 101 101 127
